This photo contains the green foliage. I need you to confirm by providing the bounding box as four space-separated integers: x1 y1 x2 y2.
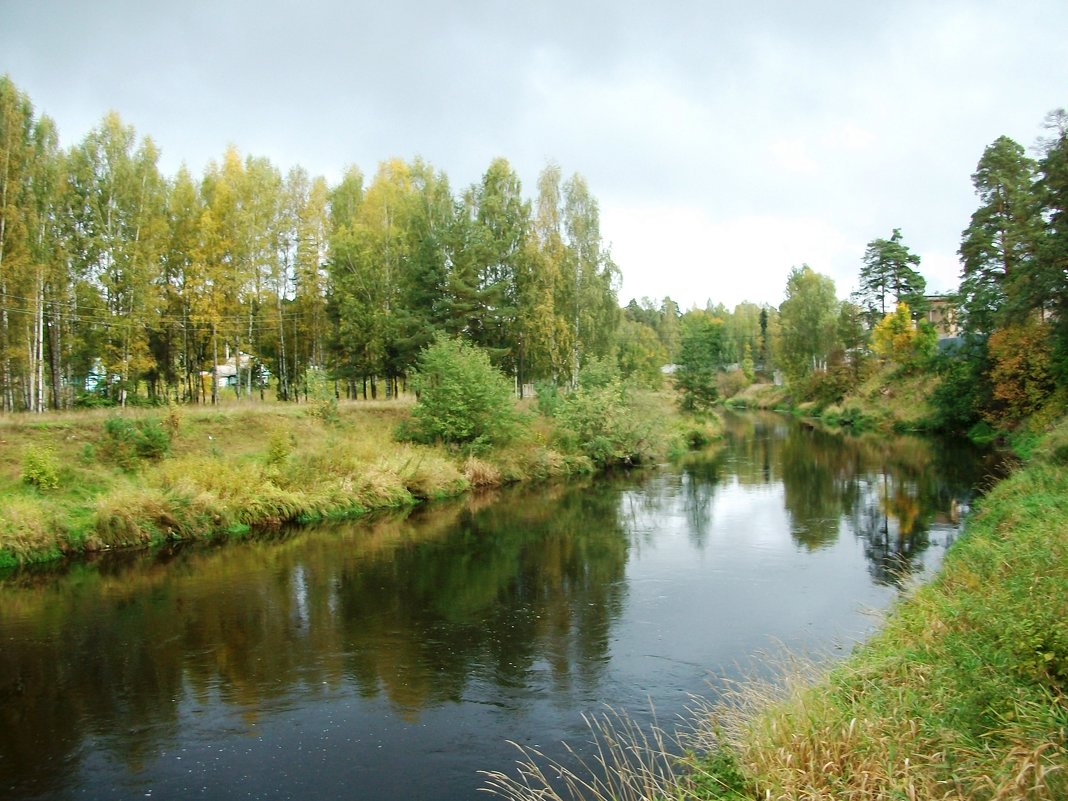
74 391 113 409
614 318 666 389
870 302 936 372
533 380 562 417
740 342 755 382
21 446 60 490
555 377 661 467
857 228 926 322
798 361 857 409
777 266 840 384
675 311 726 411
958 135 1044 335
929 342 989 433
576 354 619 390
266 430 293 466
303 366 338 424
101 415 172 469
405 335 522 448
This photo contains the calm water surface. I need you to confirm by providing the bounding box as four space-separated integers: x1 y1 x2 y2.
0 412 1002 800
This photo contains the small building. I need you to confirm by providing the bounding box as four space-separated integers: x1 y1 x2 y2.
924 295 959 339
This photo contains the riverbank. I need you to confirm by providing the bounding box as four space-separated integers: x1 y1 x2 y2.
0 393 717 568
685 417 1068 800
727 366 940 434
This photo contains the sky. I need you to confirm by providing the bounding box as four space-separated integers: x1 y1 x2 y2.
2 0 1066 310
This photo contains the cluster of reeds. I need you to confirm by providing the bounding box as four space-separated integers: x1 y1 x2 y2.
481 707 691 801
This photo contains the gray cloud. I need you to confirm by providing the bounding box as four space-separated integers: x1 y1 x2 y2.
3 0 1066 307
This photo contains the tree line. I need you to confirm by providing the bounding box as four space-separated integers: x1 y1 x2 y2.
4 72 1067 428
666 105 1068 432
0 76 619 411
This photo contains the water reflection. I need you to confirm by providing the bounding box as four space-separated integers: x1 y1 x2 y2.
0 485 628 797
715 411 1000 584
0 413 1001 800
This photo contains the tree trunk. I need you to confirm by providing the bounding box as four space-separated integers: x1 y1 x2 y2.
48 294 62 409
211 325 219 405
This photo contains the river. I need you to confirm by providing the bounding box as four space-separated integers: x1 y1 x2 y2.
0 412 1002 800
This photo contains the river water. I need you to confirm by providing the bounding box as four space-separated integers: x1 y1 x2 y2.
0 412 1002 800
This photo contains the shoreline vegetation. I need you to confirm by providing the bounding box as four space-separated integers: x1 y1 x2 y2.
0 384 719 570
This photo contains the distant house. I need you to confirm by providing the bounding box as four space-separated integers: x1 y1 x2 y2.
85 358 106 392
203 351 269 389
924 295 959 339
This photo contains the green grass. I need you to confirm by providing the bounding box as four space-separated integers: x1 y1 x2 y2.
0 393 712 565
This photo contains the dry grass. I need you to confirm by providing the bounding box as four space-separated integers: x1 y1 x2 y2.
463 456 502 487
1 390 693 564
0 496 61 562
481 707 686 801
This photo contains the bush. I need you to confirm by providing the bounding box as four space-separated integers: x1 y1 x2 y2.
101 415 172 469
555 364 663 467
21 446 60 490
534 380 562 417
265 430 293 466
716 368 750 400
985 320 1056 428
405 335 522 448
303 366 338 424
798 361 856 409
929 344 988 433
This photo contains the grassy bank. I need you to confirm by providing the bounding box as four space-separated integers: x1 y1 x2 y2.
0 392 714 568
726 367 940 434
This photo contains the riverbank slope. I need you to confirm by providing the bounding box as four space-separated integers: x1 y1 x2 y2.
0 394 715 568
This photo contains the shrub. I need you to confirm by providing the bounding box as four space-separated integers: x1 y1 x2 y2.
101 415 172 469
556 365 663 467
929 343 988 433
985 319 1056 428
21 446 60 490
797 361 856 409
534 380 562 417
265 430 293 466
716 368 750 400
405 335 522 448
303 366 339 424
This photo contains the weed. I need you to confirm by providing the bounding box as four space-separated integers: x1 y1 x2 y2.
21 445 60 490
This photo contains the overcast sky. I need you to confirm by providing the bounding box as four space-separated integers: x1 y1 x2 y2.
3 0 1066 309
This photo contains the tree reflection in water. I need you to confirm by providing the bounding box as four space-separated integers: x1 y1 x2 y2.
0 483 629 796
713 410 1002 585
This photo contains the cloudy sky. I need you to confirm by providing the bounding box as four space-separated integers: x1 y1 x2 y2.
2 0 1066 309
